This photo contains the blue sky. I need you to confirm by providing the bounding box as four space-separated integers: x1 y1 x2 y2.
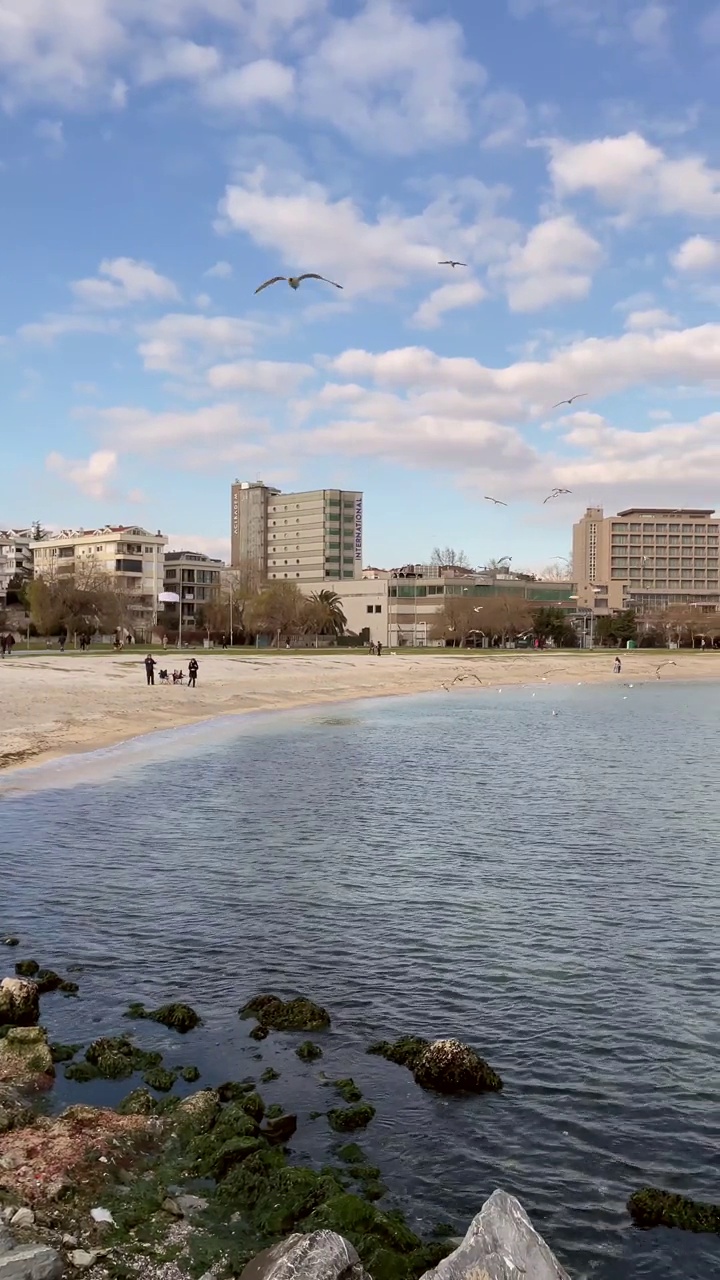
2 0 720 572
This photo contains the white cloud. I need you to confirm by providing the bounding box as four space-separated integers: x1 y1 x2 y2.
698 5 720 43
624 308 679 330
93 402 264 452
200 60 295 110
34 118 64 149
137 38 222 84
18 312 118 343
136 312 260 374
72 257 180 308
195 292 212 309
479 90 529 149
671 235 720 272
218 167 518 295
207 360 314 393
411 279 487 329
204 260 233 279
46 448 117 500
496 215 603 312
298 0 484 154
548 131 720 220
628 2 671 51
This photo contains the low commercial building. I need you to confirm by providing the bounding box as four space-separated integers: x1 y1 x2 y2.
31 525 167 637
163 550 223 629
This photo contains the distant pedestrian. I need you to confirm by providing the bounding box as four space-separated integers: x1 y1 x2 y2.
58 629 67 653
376 641 382 657
613 656 621 674
188 657 198 688
6 634 14 656
0 636 6 659
368 641 375 656
162 635 168 650
145 654 157 686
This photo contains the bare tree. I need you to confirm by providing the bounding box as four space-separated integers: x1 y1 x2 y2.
430 546 471 569
480 594 533 645
246 581 305 645
540 561 572 581
430 597 478 646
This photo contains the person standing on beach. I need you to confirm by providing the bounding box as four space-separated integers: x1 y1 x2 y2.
613 656 622 674
0 636 6 659
144 653 157 685
5 634 14 657
188 657 198 688
376 641 382 656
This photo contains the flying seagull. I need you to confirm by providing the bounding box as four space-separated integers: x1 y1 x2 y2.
543 488 572 503
553 393 588 408
254 274 343 294
484 495 507 506
438 260 467 268
656 660 677 679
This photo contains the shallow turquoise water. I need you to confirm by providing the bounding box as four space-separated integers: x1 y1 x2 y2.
2 680 719 1279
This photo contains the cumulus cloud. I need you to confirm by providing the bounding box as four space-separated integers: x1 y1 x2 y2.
207 360 314 393
46 448 118 500
205 260 233 279
548 131 720 220
218 167 517 295
136 313 260 374
624 308 679 330
411 279 487 329
495 215 603 312
18 312 119 343
93 402 265 452
72 257 180 308
671 235 720 272
200 59 295 109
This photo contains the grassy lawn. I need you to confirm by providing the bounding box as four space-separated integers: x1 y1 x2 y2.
6 643 684 659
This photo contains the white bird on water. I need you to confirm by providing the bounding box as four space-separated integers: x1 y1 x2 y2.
255 273 343 294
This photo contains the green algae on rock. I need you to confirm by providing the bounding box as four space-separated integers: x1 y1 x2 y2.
261 1113 298 1145
0 1025 54 1084
14 960 40 978
337 1142 366 1164
333 1077 363 1103
84 1035 164 1081
260 1068 280 1083
627 1187 720 1233
218 1080 256 1102
65 1059 100 1083
143 1066 178 1093
328 1103 376 1133
180 1065 201 1083
369 1034 503 1094
124 1001 202 1033
50 1042 80 1064
295 1040 323 1062
240 993 331 1034
117 1087 159 1116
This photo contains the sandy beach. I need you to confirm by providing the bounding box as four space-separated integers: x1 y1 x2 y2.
1 647 718 773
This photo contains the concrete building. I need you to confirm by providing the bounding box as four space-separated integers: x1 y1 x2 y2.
32 525 167 635
230 481 363 582
163 550 223 629
572 506 720 613
0 530 33 603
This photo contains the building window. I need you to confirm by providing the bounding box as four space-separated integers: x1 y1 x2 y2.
374 605 381 613
367 605 373 614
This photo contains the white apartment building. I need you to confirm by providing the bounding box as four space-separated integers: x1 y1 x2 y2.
32 525 168 636
230 482 363 582
0 530 33 603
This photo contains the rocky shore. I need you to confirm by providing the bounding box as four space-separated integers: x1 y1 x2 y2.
1 953 713 1280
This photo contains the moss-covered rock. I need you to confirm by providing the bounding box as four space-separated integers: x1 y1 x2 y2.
413 1039 503 1094
333 1077 363 1103
117 1087 158 1116
124 1001 201 1033
180 1065 201 1083
264 1103 284 1120
143 1066 178 1093
209 1135 266 1180
65 1059 100 1083
627 1187 720 1233
328 1103 376 1132
296 1041 322 1062
337 1142 366 1164
218 1080 255 1102
171 1088 220 1136
59 980 79 995
0 977 39 1028
261 1113 298 1145
240 993 331 1034
367 1036 428 1069
252 1166 344 1236
84 1035 162 1081
50 1041 80 1064
14 960 39 978
34 968 65 994
260 1067 280 1083
0 1025 54 1084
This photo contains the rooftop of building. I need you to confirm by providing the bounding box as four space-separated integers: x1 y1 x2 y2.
616 508 716 518
165 550 224 564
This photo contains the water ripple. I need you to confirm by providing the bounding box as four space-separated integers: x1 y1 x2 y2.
2 683 720 1279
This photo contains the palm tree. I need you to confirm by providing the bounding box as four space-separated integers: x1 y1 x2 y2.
305 590 347 638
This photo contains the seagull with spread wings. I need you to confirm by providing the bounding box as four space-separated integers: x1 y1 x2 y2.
484 495 507 506
543 488 572 503
553 393 588 408
255 273 343 294
438 260 467 268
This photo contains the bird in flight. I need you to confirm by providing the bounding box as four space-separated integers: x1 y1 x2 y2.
484 496 507 506
255 274 343 294
438 260 467 268
552 393 588 408
543 488 572 503
656 660 677 679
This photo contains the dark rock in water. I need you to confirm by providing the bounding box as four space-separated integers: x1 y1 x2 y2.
218 1080 256 1102
84 1035 162 1081
49 1042 80 1064
296 1041 322 1062
239 1230 371 1280
367 1036 427 1070
265 1103 284 1120
241 1091 266 1122
123 1001 201 1032
1 939 19 948
413 1038 503 1094
143 1066 178 1093
327 1104 375 1133
13 961 39 979
0 980 39 1030
333 1078 362 1104
34 970 64 994
261 1068 280 1083
250 1024 269 1041
627 1187 720 1233
117 1087 158 1115
180 1065 201 1083
59 981 79 996
337 1143 365 1165
241 993 331 1033
418 1188 570 1279
262 1113 298 1145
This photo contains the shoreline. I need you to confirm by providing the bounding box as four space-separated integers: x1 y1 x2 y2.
2 649 719 779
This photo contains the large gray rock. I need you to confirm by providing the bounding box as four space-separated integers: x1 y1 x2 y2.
0 980 39 1029
420 1189 570 1280
0 1245 64 1280
239 1230 370 1280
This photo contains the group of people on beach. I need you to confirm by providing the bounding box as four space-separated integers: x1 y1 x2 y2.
0 634 15 658
144 653 198 688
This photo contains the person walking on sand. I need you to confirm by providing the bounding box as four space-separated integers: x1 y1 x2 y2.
144 653 157 686
0 636 6 659
613 656 622 674
188 657 198 688
5 633 14 657
376 641 382 656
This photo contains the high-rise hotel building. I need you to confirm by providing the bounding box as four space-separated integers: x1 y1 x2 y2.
230 482 363 582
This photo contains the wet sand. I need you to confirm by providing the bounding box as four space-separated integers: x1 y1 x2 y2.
1 648 716 774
